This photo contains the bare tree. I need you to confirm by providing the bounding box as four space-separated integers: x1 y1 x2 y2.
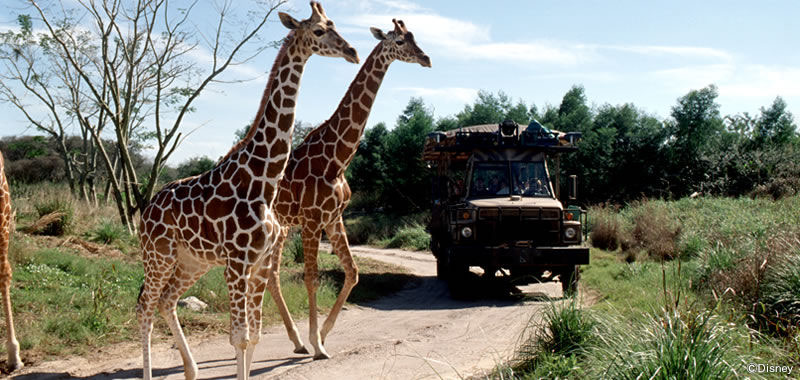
1 0 285 231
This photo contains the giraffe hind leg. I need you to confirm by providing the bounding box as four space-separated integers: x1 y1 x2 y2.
157 257 211 380
265 227 308 354
320 217 358 342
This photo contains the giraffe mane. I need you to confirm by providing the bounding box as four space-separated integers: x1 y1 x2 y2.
220 30 296 163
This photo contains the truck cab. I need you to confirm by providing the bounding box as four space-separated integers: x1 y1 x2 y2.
423 120 589 296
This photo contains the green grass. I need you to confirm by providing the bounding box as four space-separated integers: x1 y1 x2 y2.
503 196 800 379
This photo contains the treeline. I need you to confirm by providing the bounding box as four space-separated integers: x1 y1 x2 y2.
346 84 799 211
0 135 215 197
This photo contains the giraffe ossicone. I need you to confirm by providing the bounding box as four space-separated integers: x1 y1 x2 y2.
268 18 431 360
135 2 358 379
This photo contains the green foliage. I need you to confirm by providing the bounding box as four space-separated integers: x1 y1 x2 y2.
511 299 594 378
384 223 429 251
176 156 216 179
282 229 305 265
88 219 128 244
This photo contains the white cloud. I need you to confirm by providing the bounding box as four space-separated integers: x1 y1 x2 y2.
650 64 736 90
720 65 800 97
595 45 733 61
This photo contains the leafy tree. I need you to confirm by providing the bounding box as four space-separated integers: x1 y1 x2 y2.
176 156 216 179
554 85 592 132
382 98 434 212
753 97 796 148
346 122 388 195
667 85 725 196
0 0 286 231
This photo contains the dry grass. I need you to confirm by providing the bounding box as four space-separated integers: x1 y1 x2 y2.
589 206 621 251
629 202 681 260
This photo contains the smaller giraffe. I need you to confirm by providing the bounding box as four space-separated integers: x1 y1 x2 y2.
268 19 430 359
0 151 23 372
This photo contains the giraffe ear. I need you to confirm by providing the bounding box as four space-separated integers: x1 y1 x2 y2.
279 12 300 29
370 27 387 40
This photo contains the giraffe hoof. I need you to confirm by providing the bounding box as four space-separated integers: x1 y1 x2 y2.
294 346 309 354
313 352 331 360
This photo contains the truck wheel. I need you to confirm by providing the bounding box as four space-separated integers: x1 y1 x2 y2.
561 265 580 297
436 257 448 280
447 262 470 299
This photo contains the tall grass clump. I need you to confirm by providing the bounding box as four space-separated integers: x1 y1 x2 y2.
627 201 681 260
588 205 621 251
511 298 595 378
589 309 746 379
88 219 128 244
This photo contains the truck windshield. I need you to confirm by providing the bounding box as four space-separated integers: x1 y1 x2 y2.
470 161 550 198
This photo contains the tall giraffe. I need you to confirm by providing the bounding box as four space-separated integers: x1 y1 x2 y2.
268 19 430 359
0 151 23 372
136 3 358 380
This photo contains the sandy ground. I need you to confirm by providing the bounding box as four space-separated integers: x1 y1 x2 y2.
11 245 563 379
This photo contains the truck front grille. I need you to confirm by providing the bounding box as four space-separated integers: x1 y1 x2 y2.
475 207 561 245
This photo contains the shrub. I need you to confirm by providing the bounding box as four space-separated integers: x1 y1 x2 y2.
282 229 304 265
33 198 74 236
514 299 595 374
589 207 621 251
630 202 681 260
88 219 128 244
758 250 800 337
385 224 429 251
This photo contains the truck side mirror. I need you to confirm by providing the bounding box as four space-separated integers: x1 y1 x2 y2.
568 175 577 201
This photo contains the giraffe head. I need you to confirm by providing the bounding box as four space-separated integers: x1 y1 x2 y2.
369 19 431 68
279 2 360 64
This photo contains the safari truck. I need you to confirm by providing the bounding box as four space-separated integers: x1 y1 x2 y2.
423 120 589 296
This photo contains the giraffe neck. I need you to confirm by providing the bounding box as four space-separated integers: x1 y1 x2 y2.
317 43 391 170
222 31 310 202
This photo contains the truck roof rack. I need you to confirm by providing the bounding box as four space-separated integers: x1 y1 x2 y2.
422 120 582 162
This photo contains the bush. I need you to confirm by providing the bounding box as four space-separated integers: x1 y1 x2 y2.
385 224 429 251
33 198 74 236
630 202 681 260
589 206 621 251
88 219 128 244
282 228 304 265
514 299 595 374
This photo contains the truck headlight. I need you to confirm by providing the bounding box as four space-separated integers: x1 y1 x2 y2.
461 226 473 238
564 227 577 240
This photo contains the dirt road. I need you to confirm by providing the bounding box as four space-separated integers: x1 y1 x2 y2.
13 245 562 379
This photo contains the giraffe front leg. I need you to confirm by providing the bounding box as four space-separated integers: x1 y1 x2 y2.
320 218 359 342
266 227 307 354
225 262 251 379
1 267 22 371
302 228 329 360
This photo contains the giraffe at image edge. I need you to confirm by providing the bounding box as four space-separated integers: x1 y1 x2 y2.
0 151 23 372
135 3 358 380
268 19 431 359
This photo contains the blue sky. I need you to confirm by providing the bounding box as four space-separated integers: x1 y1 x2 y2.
2 0 799 164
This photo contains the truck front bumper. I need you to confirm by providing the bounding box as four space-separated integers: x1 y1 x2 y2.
449 245 590 267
